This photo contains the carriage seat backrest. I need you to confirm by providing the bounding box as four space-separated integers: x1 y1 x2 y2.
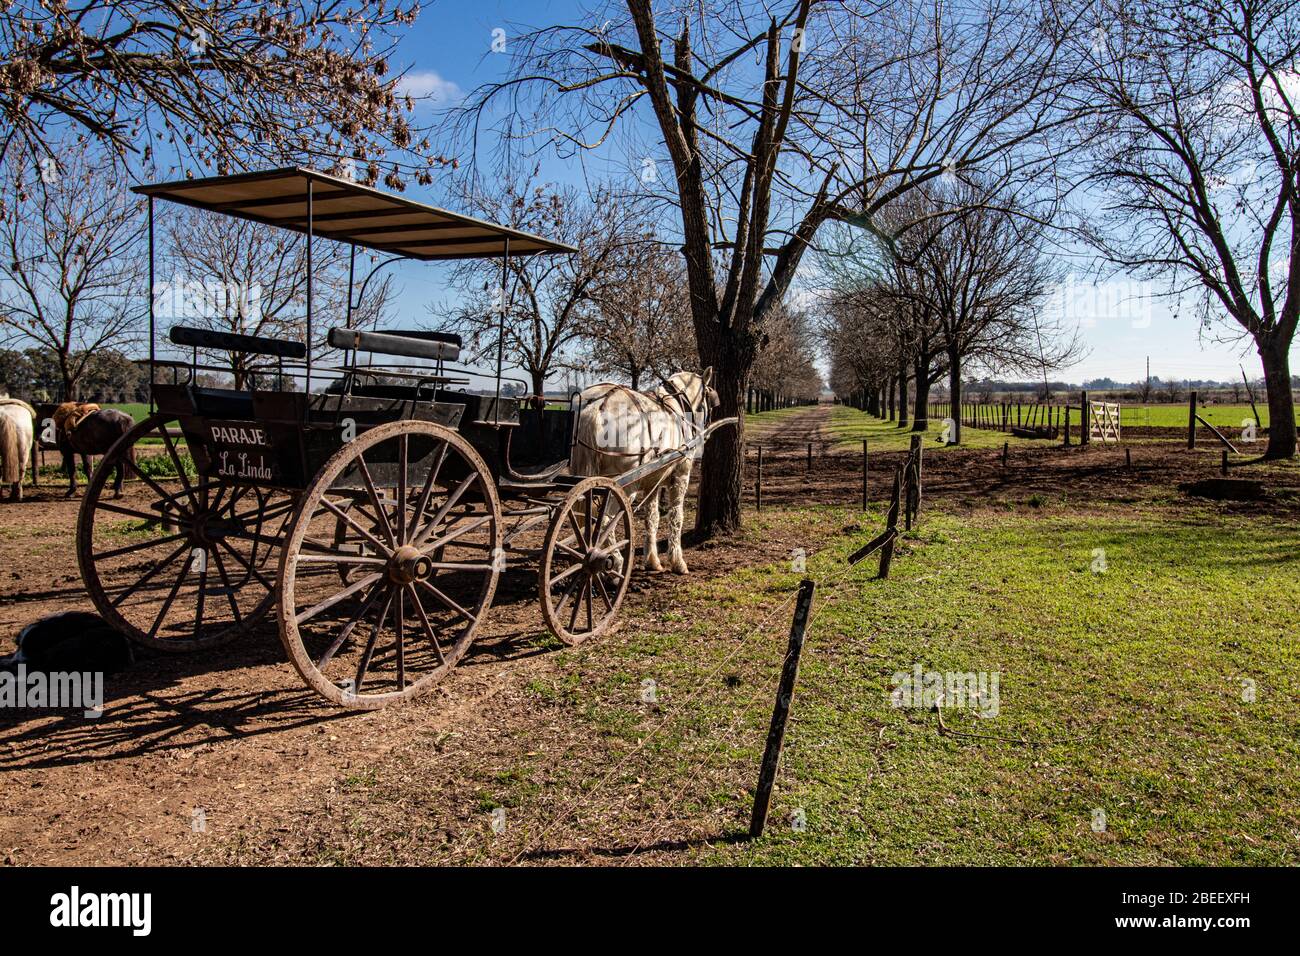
328 328 461 363
170 325 307 359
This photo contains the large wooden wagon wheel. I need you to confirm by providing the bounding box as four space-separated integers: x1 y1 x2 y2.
539 476 635 646
77 413 291 651
278 420 502 709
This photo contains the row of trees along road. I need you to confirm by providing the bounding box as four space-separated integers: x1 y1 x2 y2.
2 0 1298 524
823 182 1082 445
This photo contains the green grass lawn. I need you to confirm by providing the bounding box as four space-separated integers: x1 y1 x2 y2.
464 492 1300 865
103 402 149 421
825 404 1040 453
697 504 1300 864
1115 402 1293 430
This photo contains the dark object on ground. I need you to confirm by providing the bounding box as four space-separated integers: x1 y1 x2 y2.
0 611 134 674
1180 478 1266 501
1010 425 1057 440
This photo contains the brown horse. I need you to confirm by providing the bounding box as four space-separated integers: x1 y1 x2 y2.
53 403 135 497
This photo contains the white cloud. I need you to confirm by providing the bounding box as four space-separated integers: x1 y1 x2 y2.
396 70 463 106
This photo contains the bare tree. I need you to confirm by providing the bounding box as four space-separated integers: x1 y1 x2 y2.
1057 0 1300 457
449 0 1079 535
0 147 143 399
159 206 394 388
583 239 696 388
752 300 823 404
919 185 1078 443
432 168 638 398
0 1 448 185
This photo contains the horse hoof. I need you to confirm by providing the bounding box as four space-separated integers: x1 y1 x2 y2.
671 559 689 575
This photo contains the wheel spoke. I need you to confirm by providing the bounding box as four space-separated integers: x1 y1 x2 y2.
94 531 190 561
409 441 451 539
192 558 208 639
354 587 395 694
215 537 275 592
414 578 477 625
294 553 388 566
425 561 494 572
94 500 183 526
160 428 200 511
295 571 384 625
594 572 614 613
568 578 586 632
414 472 479 547
567 510 588 550
107 539 191 608
123 457 192 517
406 586 447 665
315 578 386 670
208 544 243 626
355 454 397 549
319 496 393 558
147 550 195 639
549 561 584 587
555 573 583 617
395 587 406 690
419 513 492 555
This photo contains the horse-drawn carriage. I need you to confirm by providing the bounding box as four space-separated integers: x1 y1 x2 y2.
76 168 732 709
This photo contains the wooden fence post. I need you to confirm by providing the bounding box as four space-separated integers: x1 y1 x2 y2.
880 465 903 579
905 435 923 530
750 577 816 840
1063 406 1072 446
861 439 868 511
1188 391 1198 449
1222 449 1229 475
1002 441 1009 469
1080 390 1090 446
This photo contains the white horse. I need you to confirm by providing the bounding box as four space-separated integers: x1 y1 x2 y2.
0 393 36 502
570 369 719 574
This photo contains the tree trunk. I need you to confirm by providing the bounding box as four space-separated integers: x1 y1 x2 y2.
887 375 896 420
912 357 929 432
948 350 963 444
1258 335 1297 459
896 365 909 429
695 359 745 535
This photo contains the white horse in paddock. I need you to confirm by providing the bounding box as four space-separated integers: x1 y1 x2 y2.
570 369 719 574
0 393 36 502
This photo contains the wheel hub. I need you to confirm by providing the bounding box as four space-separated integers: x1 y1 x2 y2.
388 544 432 584
583 548 616 575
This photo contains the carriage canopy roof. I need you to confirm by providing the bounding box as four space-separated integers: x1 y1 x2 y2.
132 167 577 261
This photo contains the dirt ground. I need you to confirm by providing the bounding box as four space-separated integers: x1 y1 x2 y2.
1 405 1295 865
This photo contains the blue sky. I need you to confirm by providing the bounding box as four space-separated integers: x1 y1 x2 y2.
380 0 1293 388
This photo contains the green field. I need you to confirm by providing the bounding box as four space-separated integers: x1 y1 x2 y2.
824 405 1039 453
479 490 1300 865
104 402 149 421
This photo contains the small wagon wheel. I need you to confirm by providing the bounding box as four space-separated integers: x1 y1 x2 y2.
539 476 635 646
77 413 290 651
278 420 502 709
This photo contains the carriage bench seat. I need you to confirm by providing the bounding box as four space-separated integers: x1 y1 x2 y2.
329 328 461 363
170 325 306 358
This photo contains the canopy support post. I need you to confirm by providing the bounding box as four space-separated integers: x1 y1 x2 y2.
147 195 156 413
306 179 314 395
494 237 510 424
